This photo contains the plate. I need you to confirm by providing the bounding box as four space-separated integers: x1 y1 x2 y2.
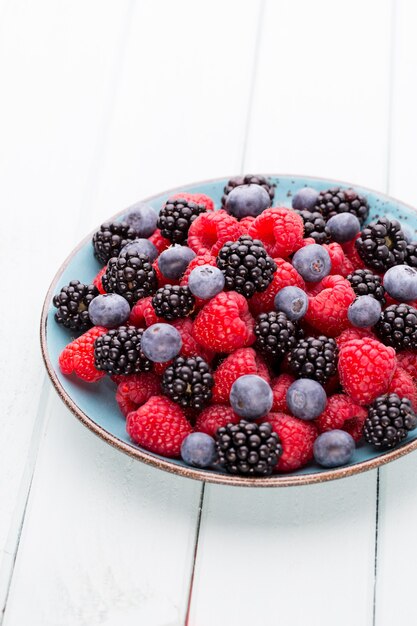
41 174 417 487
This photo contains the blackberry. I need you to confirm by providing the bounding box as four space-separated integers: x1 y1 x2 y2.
347 269 386 304
375 303 417 351
103 249 157 305
157 197 206 244
216 235 277 298
406 242 417 268
295 210 330 244
92 221 136 265
94 326 151 375
355 217 407 272
53 280 99 330
288 335 338 384
221 174 275 207
216 420 282 476
152 285 195 320
364 393 417 449
162 356 213 410
315 187 369 225
255 311 299 360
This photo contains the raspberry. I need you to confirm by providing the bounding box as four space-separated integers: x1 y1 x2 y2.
316 394 367 441
239 216 256 232
153 259 178 287
126 395 192 457
171 192 215 212
342 236 367 270
129 296 162 328
271 374 295 412
148 228 170 254
324 242 354 277
59 326 107 383
336 327 375 348
194 405 239 437
305 274 356 336
248 207 304 258
193 291 255 353
397 351 417 381
172 318 214 363
388 367 417 411
180 251 217 309
212 347 270 403
116 372 161 417
93 266 107 294
267 413 317 472
249 258 305 317
187 210 244 256
338 337 396 405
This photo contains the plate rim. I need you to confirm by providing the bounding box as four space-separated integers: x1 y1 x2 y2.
40 173 417 487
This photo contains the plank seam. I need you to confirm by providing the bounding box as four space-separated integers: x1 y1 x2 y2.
185 483 206 626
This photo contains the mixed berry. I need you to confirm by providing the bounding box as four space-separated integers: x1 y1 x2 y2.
55 177 417 477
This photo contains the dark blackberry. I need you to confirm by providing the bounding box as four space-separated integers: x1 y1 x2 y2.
94 326 151 376
152 285 195 320
315 187 369 225
162 356 213 410
364 393 417 449
295 210 330 244
216 420 282 476
92 221 136 265
375 303 417 351
157 197 206 244
346 269 386 304
255 311 299 360
53 280 99 331
405 242 417 268
288 335 338 384
355 217 407 272
221 174 275 207
216 235 277 298
103 249 157 305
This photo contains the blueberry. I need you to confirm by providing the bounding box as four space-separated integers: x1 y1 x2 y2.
274 286 308 320
383 264 417 302
188 265 225 299
229 374 273 419
141 323 182 362
347 295 382 328
292 244 331 282
181 432 217 468
286 379 327 420
124 202 157 237
291 187 319 211
402 226 414 243
158 245 196 279
120 238 158 262
225 184 271 218
313 430 355 468
326 213 361 243
88 293 130 328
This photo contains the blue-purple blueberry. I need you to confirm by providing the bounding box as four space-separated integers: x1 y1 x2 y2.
188 265 225 299
141 323 182 363
229 375 273 420
88 293 130 328
313 430 355 468
383 264 417 302
124 202 157 237
181 432 217 468
291 187 319 211
120 238 158 262
347 295 382 328
158 245 196 279
274 286 308 321
326 213 361 243
286 379 327 420
292 244 331 282
225 184 271 218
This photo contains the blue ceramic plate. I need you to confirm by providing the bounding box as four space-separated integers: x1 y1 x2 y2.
41 175 417 487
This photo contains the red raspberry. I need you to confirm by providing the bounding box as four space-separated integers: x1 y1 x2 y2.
172 318 215 363
296 237 316 249
397 351 417 381
93 266 107 294
148 228 170 254
338 337 396 405
249 258 305 317
193 291 255 353
59 326 107 383
305 274 355 336
388 367 417 411
336 327 375 348
153 259 178 287
239 216 256 233
188 210 244 256
127 396 192 457
248 207 304 258
324 242 354 277
212 348 270 403
342 236 367 270
271 374 295 412
129 296 162 328
180 251 217 309
171 192 215 212
385 293 417 308
267 413 317 472
316 394 367 441
116 372 161 417
195 405 239 437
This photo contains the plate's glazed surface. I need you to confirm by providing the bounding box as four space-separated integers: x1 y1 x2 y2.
40 175 417 487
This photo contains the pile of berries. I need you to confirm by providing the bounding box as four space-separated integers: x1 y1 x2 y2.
55 178 417 477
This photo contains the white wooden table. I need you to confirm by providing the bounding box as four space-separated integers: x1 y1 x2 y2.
1 1 417 624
